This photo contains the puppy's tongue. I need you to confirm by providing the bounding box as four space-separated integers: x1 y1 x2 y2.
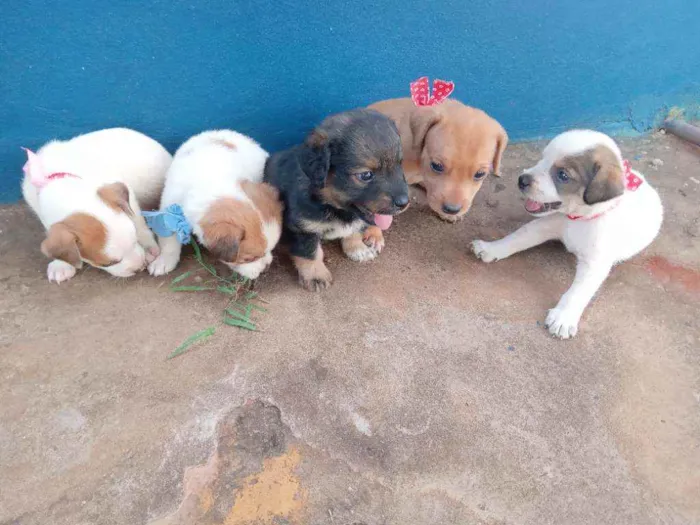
374 214 393 231
525 199 543 213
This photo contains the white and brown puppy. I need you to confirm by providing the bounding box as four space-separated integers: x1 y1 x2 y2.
472 130 663 338
148 130 283 279
22 128 171 283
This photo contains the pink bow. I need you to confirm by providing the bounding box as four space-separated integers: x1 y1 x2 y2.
410 76 455 107
22 148 80 190
623 159 643 191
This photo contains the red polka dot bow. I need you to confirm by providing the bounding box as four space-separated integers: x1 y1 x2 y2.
623 159 643 191
410 76 455 107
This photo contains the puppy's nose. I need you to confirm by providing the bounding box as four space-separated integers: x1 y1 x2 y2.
394 194 409 209
518 174 533 191
442 203 462 215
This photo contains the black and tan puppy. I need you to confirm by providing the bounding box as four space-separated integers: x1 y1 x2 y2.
264 109 409 291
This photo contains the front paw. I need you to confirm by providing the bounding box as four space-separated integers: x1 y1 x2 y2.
342 232 380 263
47 260 77 284
363 226 385 253
545 307 581 339
297 262 333 292
299 268 333 292
148 253 179 276
472 239 504 263
144 245 160 264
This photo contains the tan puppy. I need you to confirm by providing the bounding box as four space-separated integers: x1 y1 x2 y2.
370 98 508 222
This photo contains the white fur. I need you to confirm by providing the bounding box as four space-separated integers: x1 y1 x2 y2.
148 129 280 279
22 128 172 282
472 130 663 339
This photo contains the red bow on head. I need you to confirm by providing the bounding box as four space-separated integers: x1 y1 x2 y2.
410 76 455 107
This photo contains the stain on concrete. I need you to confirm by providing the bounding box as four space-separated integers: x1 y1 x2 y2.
150 401 306 525
643 255 700 294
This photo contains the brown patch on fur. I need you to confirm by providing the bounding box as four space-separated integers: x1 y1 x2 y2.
369 97 508 219
551 145 625 205
98 182 133 215
213 138 238 150
41 213 112 267
292 244 333 291
319 170 350 208
199 198 267 264
240 180 284 225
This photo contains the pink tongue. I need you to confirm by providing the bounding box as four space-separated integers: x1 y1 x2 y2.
525 199 543 213
374 214 393 230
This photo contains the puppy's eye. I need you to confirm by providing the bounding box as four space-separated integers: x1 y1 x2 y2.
430 161 444 173
474 170 488 180
357 171 374 182
556 169 570 183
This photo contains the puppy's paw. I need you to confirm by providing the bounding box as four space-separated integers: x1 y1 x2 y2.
342 232 379 263
148 253 179 277
144 245 161 264
298 263 333 292
363 226 385 253
47 260 77 284
472 239 504 263
545 308 580 339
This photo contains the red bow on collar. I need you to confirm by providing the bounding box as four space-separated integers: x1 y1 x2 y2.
567 159 643 221
623 159 643 191
410 76 454 107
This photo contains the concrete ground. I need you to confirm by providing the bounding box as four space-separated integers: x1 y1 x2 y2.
1 133 699 525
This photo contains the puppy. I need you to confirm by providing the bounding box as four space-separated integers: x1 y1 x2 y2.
472 130 663 338
370 98 507 221
148 130 283 280
21 128 171 283
264 109 409 291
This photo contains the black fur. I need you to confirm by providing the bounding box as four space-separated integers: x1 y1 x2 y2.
264 109 408 260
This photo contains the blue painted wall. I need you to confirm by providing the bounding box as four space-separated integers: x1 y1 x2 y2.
2 0 699 202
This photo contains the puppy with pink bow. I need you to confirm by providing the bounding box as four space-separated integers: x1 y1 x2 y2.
22 128 172 283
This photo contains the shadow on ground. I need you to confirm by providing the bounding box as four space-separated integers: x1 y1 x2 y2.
1 133 699 525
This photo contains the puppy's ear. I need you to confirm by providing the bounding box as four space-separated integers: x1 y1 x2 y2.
200 220 244 262
41 222 82 267
301 130 331 190
583 158 625 205
409 107 441 152
492 126 509 177
98 182 134 215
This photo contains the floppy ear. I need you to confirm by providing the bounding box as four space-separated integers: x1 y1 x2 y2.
98 182 134 215
492 127 509 177
409 107 441 152
41 222 83 267
583 159 625 205
300 130 331 191
200 220 244 262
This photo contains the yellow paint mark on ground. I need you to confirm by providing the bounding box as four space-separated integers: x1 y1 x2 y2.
223 447 306 525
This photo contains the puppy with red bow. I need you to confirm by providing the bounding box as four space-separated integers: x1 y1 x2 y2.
22 128 171 283
472 130 663 339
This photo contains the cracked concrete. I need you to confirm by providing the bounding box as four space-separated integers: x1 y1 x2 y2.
0 133 699 525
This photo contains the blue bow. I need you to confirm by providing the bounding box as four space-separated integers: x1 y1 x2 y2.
142 204 192 244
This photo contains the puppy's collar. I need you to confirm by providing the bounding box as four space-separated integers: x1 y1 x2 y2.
22 147 82 191
567 160 642 221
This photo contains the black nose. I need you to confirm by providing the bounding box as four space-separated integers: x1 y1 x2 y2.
442 203 462 215
518 174 533 191
394 194 409 209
